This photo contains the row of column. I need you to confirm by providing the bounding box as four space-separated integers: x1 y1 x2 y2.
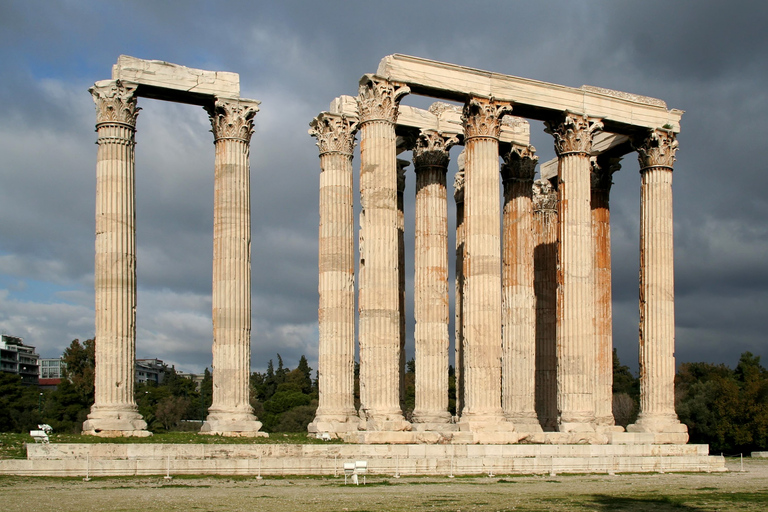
83 79 264 436
310 75 685 436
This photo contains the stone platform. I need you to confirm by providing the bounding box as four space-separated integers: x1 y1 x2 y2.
0 443 725 477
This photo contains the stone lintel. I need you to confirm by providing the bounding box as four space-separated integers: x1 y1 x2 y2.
111 55 243 106
376 54 683 134
329 95 530 147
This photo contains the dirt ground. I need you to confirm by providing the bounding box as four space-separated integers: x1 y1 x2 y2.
2 458 766 512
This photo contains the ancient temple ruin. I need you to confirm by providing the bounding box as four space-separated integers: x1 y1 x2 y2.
309 55 687 445
84 57 265 437
85 54 686 448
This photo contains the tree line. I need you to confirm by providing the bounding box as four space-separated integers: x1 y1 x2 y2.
1 338 767 453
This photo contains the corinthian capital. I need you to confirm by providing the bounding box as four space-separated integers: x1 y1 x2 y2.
357 75 410 124
501 144 538 183
462 96 513 139
206 98 260 143
309 112 358 156
544 113 603 156
590 155 622 191
397 159 409 193
453 170 465 203
90 80 140 127
532 179 557 212
413 130 459 169
633 129 678 170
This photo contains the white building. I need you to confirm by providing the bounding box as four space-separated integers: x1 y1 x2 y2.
1 334 40 385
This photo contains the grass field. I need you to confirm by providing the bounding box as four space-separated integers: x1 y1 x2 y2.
1 458 766 511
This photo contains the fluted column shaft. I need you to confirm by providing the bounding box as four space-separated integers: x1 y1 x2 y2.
591 158 619 427
397 161 407 411
453 167 466 418
84 80 148 436
202 98 264 435
412 131 456 425
501 145 541 430
460 97 511 424
308 113 359 432
533 180 559 431
629 130 685 434
357 76 410 429
545 113 603 432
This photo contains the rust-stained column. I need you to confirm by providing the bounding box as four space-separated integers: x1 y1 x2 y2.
397 159 408 412
591 156 621 429
533 179 558 431
459 96 513 431
202 97 266 436
412 130 458 427
501 144 542 431
83 79 149 437
545 113 603 433
628 129 687 438
453 161 466 419
357 75 411 431
307 113 360 436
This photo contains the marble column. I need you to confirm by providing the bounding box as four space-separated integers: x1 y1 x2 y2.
533 179 559 431
411 130 457 427
201 97 266 436
591 156 621 429
459 96 513 431
357 75 411 430
453 163 466 419
628 129 687 437
397 159 408 413
501 145 542 431
307 112 360 435
544 113 603 433
83 79 149 437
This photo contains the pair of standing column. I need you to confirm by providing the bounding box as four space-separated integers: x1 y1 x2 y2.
85 80 262 436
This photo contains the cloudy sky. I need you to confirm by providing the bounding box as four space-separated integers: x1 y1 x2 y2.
0 1 765 375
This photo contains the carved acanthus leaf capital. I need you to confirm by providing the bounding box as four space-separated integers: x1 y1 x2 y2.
532 179 558 212
90 80 140 127
206 98 260 143
453 170 465 202
501 144 539 183
397 159 409 193
413 130 459 169
590 155 622 191
462 96 513 140
544 113 603 156
357 75 410 124
633 129 678 170
309 112 358 156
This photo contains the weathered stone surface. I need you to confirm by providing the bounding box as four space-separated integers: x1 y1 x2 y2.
202 98 265 437
308 113 359 434
83 80 148 437
501 145 541 431
112 55 240 104
376 54 683 132
545 113 603 433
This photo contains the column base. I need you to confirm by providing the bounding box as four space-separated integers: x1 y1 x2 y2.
82 406 151 437
411 410 453 425
627 414 688 435
307 413 360 437
457 414 515 433
200 410 268 437
412 422 459 432
359 411 411 432
504 412 544 433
